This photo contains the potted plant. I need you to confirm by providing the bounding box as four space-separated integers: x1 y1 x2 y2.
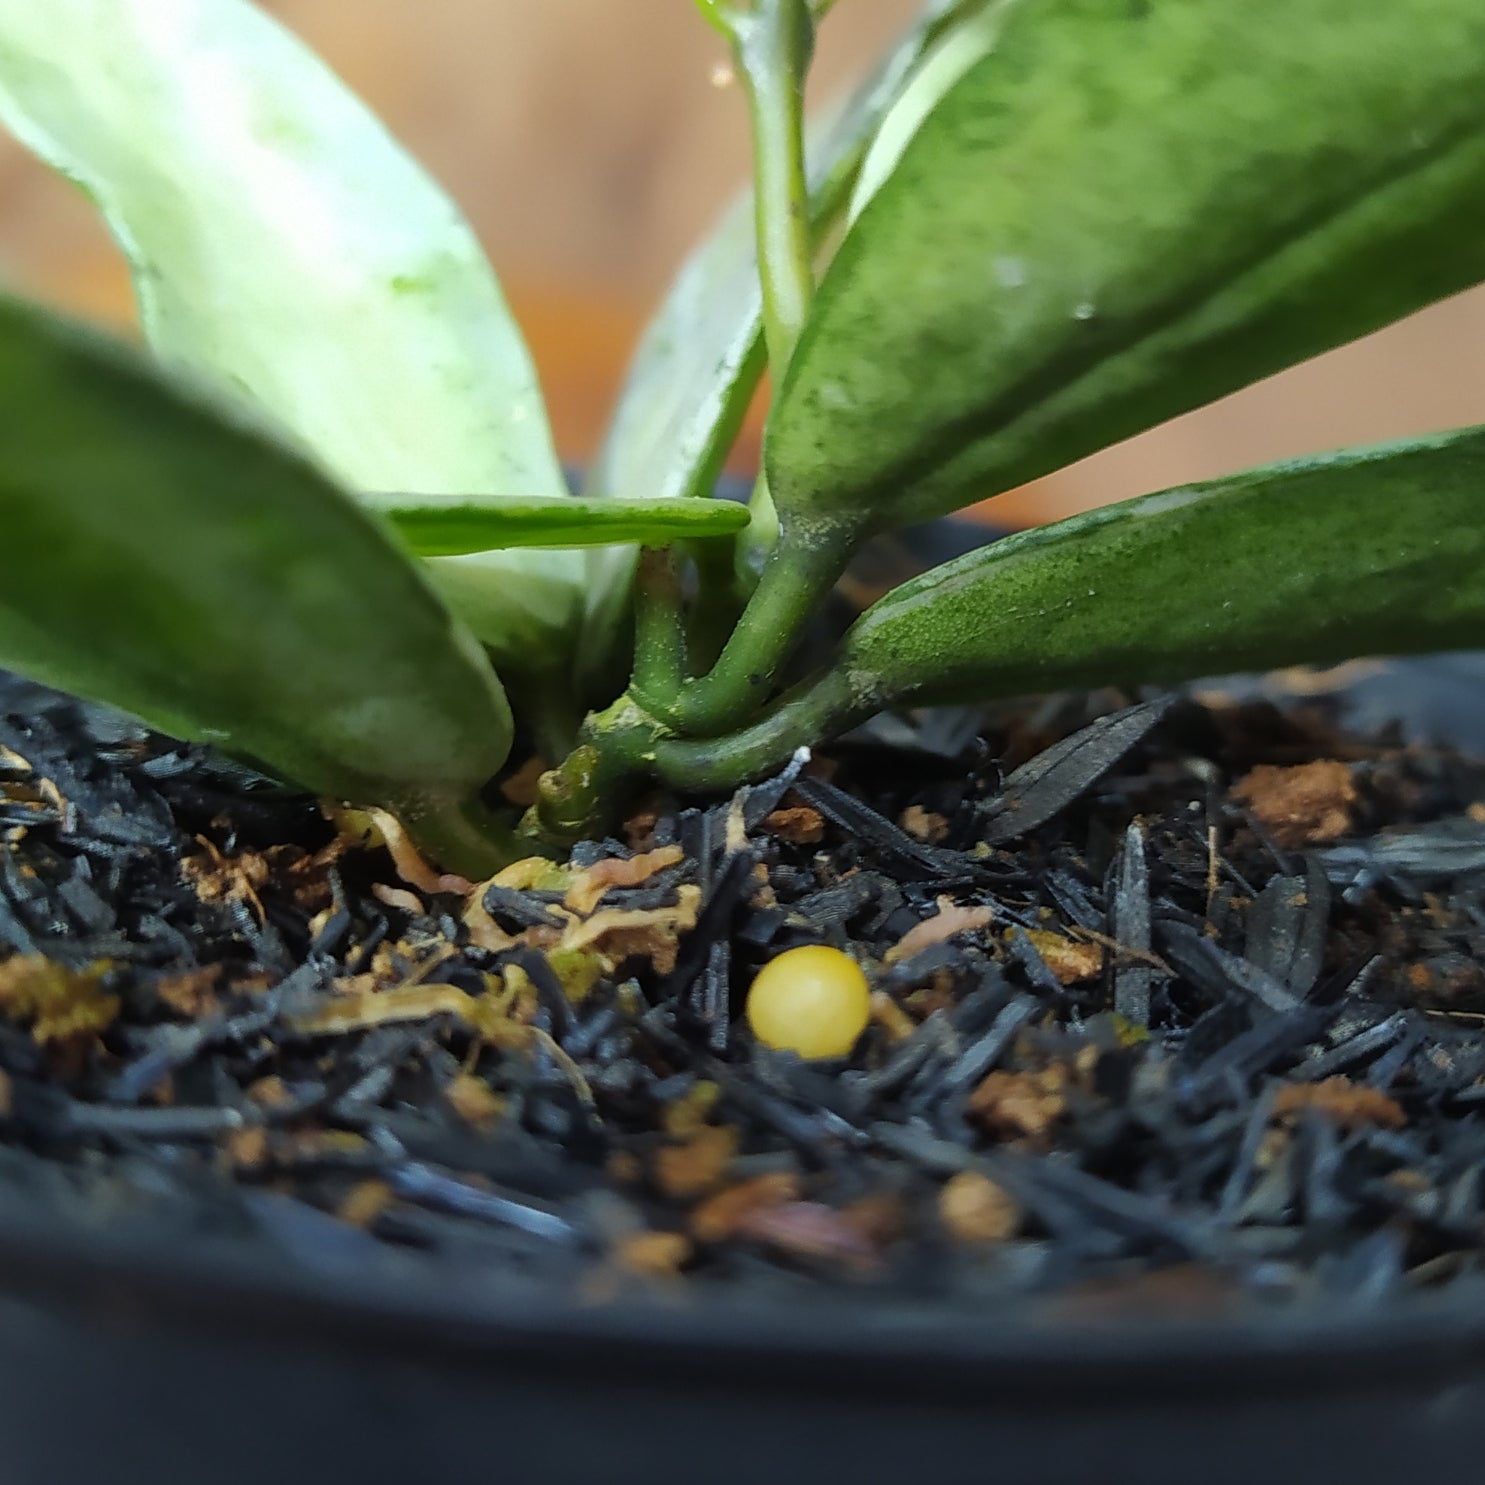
1 1 1485 1482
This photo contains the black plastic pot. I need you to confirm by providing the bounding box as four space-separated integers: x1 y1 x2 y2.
5 1193 1485 1485
5 519 1485 1484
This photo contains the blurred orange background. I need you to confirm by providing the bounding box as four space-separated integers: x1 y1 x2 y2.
2 0 1484 527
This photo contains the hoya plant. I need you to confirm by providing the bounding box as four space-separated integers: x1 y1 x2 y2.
0 0 1482 877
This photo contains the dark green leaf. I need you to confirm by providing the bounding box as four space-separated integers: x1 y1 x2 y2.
387 495 749 557
768 0 1485 538
835 429 1485 707
0 298 513 825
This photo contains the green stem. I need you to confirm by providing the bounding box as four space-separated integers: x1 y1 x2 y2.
520 697 663 850
649 666 871 792
730 0 817 372
534 634 873 843
630 547 686 710
655 527 854 736
533 660 871 844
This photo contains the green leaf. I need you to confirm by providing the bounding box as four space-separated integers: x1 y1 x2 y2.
834 429 1485 709
0 0 581 670
387 495 749 557
0 297 514 848
767 0 1485 539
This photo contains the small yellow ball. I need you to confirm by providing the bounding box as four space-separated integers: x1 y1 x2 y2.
746 945 871 1061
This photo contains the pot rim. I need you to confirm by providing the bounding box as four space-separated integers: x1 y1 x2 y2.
4 1197 1485 1406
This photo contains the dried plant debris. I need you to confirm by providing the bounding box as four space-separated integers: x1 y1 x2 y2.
0 955 118 1042
11 671 1485 1315
1231 759 1358 847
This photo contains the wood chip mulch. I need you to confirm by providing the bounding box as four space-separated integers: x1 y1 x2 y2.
6 667 1485 1313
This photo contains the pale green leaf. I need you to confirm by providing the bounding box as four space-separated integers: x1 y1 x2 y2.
846 0 1006 219
585 187 763 514
0 0 581 669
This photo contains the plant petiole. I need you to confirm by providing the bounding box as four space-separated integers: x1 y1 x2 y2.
711 0 817 373
529 655 865 845
649 526 854 736
648 666 867 792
